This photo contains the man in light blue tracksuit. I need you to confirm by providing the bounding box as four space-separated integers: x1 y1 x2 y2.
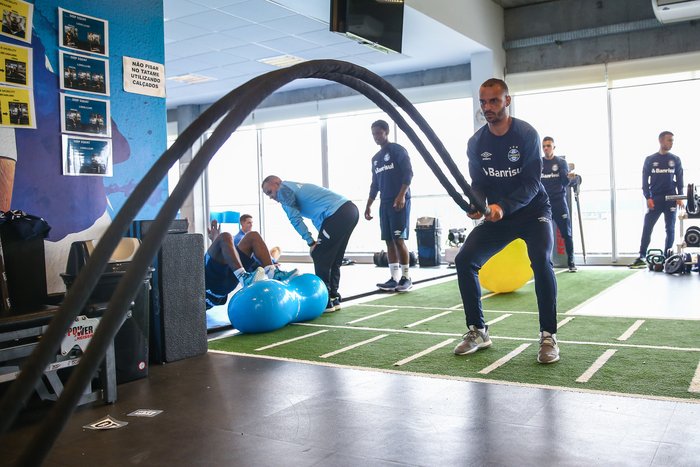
261 175 359 312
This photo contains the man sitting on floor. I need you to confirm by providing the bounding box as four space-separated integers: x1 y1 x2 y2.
205 219 298 308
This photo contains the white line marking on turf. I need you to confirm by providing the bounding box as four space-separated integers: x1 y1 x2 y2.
292 323 700 352
347 308 399 324
485 314 512 326
689 360 700 393
482 309 538 315
405 311 452 328
320 334 389 359
394 338 456 366
255 330 328 351
365 304 454 311
616 320 645 341
478 343 531 375
363 303 538 315
576 349 617 383
557 316 575 328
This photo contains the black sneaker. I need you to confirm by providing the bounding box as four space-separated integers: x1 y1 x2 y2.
628 258 646 269
568 264 577 272
324 299 336 313
331 296 341 311
376 278 398 291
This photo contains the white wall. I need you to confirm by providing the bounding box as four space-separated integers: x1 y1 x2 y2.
406 0 505 73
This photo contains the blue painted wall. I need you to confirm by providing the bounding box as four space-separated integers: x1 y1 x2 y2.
7 0 166 291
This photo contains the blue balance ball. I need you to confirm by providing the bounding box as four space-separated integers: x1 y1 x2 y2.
228 280 299 333
288 273 328 323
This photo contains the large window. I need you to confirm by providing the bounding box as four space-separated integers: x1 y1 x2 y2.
207 127 259 234
326 110 385 252
395 98 475 236
513 86 611 257
259 119 323 251
208 128 259 212
610 76 700 256
182 63 700 261
513 72 700 261
324 98 475 253
327 110 384 200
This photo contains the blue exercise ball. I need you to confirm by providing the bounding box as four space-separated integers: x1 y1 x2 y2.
228 280 299 333
288 274 328 323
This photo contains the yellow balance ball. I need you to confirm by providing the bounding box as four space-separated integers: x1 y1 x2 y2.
478 239 533 293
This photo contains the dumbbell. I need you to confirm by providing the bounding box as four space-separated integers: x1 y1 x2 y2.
666 183 698 215
664 253 694 275
685 226 700 248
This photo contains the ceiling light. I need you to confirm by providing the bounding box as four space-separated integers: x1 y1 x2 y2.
258 55 306 68
167 73 215 84
375 0 404 3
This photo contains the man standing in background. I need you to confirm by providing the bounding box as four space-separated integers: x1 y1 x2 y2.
541 136 576 272
629 131 684 268
364 119 414 293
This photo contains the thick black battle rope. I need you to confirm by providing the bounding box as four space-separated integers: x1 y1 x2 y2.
325 73 472 212
0 67 276 438
3 59 486 465
339 66 486 214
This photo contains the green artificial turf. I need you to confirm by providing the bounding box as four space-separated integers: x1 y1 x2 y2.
209 269 700 401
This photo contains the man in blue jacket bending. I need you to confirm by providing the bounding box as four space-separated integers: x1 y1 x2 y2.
261 175 359 313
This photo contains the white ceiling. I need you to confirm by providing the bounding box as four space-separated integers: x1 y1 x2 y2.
163 0 490 108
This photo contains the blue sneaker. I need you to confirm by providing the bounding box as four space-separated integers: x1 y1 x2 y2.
241 267 266 288
395 276 413 292
376 278 398 291
272 267 299 282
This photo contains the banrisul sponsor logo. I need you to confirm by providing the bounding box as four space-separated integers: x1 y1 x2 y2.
375 163 394 174
483 167 521 177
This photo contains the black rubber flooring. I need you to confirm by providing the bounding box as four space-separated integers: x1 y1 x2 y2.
2 265 700 466
2 350 700 466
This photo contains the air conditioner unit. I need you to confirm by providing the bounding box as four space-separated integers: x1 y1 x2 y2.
652 0 700 23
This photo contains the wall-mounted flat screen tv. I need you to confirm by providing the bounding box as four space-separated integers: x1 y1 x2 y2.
330 0 404 53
